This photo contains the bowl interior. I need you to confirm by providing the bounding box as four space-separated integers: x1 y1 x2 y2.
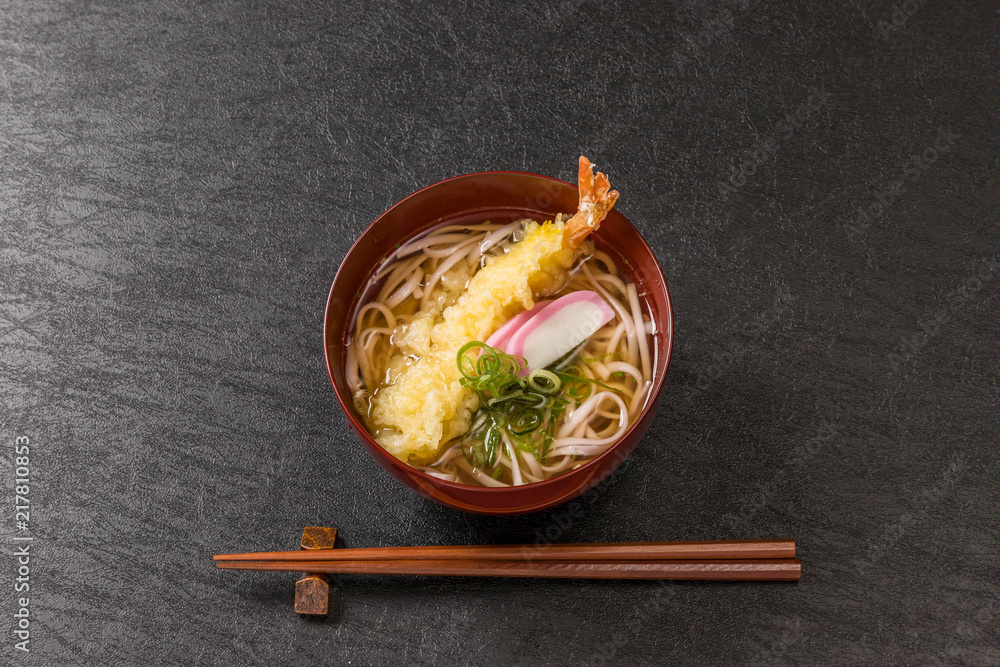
324 171 673 513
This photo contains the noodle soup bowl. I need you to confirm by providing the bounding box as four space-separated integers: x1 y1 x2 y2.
324 171 673 514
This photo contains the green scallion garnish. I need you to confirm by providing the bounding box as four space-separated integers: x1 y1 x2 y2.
456 341 622 474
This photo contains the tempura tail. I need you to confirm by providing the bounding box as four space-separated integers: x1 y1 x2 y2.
370 156 619 463
564 156 620 248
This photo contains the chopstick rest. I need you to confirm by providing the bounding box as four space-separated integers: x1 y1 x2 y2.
294 526 337 615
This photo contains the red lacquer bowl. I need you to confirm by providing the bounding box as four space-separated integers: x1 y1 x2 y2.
324 171 673 514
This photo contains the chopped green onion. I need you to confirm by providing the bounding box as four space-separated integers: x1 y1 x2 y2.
484 426 501 463
455 340 626 478
488 388 523 406
509 408 543 435
527 369 562 395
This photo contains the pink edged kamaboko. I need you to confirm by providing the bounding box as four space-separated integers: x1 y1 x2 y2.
501 291 615 374
485 300 552 349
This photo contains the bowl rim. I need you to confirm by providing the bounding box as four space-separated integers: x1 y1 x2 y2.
324 169 674 495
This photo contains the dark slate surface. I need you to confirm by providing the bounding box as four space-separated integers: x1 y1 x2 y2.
2 0 999 664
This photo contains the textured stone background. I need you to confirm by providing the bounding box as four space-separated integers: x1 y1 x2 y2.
2 0 999 664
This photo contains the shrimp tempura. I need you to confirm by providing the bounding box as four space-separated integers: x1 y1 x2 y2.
370 157 619 463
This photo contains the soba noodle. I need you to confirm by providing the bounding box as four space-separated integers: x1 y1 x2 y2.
346 217 655 487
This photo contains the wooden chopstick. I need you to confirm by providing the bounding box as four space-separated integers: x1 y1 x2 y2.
213 539 795 563
216 558 801 580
